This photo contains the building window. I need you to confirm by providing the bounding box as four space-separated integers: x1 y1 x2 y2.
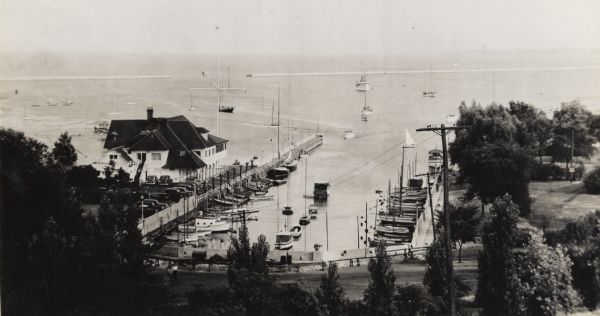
196 151 201 158
151 153 161 160
109 154 118 160
137 153 146 161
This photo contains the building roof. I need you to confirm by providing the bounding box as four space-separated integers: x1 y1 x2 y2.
103 115 226 151
163 150 207 169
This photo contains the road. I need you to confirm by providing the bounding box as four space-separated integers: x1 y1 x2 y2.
153 246 480 302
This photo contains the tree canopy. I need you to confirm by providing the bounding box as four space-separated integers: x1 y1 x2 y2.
449 102 532 214
436 202 481 262
52 131 78 166
548 100 597 161
364 242 398 316
0 128 170 314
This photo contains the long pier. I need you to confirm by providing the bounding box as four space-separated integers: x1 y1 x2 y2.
140 134 324 239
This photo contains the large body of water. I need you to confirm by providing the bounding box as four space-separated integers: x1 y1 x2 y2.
1 51 599 252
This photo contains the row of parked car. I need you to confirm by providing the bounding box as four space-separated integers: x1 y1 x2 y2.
134 179 211 218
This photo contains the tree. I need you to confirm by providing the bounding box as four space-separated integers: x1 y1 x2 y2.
363 242 398 316
394 284 442 316
449 102 532 215
547 100 597 163
0 129 172 314
583 167 600 194
436 202 481 262
507 231 582 315
476 194 520 316
52 131 77 166
316 263 345 316
508 100 552 157
66 165 103 203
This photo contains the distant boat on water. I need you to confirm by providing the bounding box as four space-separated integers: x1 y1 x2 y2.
422 66 436 97
343 131 355 139
355 73 371 91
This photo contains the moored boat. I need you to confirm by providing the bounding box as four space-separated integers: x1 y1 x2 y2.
290 225 302 239
275 232 294 250
282 206 293 215
313 182 331 200
299 215 311 226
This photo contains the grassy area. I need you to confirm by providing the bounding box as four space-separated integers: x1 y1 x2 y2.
529 181 600 230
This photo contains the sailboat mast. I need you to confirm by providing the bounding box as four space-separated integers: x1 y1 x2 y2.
304 157 308 215
271 100 275 126
277 86 281 160
217 56 221 136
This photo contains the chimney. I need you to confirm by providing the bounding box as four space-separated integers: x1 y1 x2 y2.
147 107 154 121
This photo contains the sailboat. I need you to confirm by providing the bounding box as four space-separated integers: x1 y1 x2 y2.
355 73 371 91
275 168 294 250
362 87 373 114
299 156 311 226
283 85 298 172
219 67 235 113
188 91 195 111
422 67 437 97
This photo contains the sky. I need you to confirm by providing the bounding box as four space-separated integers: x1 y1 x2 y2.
1 0 599 55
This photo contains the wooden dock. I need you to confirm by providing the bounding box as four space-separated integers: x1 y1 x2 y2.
140 134 324 239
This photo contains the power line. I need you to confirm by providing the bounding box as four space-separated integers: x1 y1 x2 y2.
332 133 437 186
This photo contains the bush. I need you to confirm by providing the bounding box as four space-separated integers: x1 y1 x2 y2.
530 161 566 181
583 167 600 194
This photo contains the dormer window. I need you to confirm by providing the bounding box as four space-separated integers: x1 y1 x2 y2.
180 151 185 157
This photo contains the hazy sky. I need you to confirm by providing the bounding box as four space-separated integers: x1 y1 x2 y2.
1 0 599 55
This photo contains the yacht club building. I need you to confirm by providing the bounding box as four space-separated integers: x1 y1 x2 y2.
99 107 227 183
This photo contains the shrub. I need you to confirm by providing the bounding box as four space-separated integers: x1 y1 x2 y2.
530 162 565 181
583 167 600 194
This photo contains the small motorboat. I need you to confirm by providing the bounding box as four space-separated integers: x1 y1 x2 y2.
290 225 302 239
267 167 289 180
219 105 235 113
271 179 287 186
283 159 298 172
343 131 355 139
309 205 318 219
282 206 293 215
193 217 231 233
299 215 311 226
275 232 294 250
166 231 210 242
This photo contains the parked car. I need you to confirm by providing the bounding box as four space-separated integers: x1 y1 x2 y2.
158 175 173 186
143 198 169 210
135 201 160 213
146 175 158 185
163 188 182 202
172 186 193 197
149 192 171 204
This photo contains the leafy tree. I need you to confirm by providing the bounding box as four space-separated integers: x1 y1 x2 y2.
52 131 77 166
363 242 398 316
66 165 103 203
544 211 600 310
394 284 443 316
507 231 582 315
436 202 481 262
589 114 600 142
316 262 345 316
508 100 552 157
0 128 171 315
583 167 600 194
476 194 520 316
449 102 532 215
424 235 452 301
547 100 597 163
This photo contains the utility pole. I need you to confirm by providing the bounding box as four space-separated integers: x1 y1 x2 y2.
416 124 459 316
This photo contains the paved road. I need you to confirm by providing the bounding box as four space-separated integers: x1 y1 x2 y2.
154 247 480 302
